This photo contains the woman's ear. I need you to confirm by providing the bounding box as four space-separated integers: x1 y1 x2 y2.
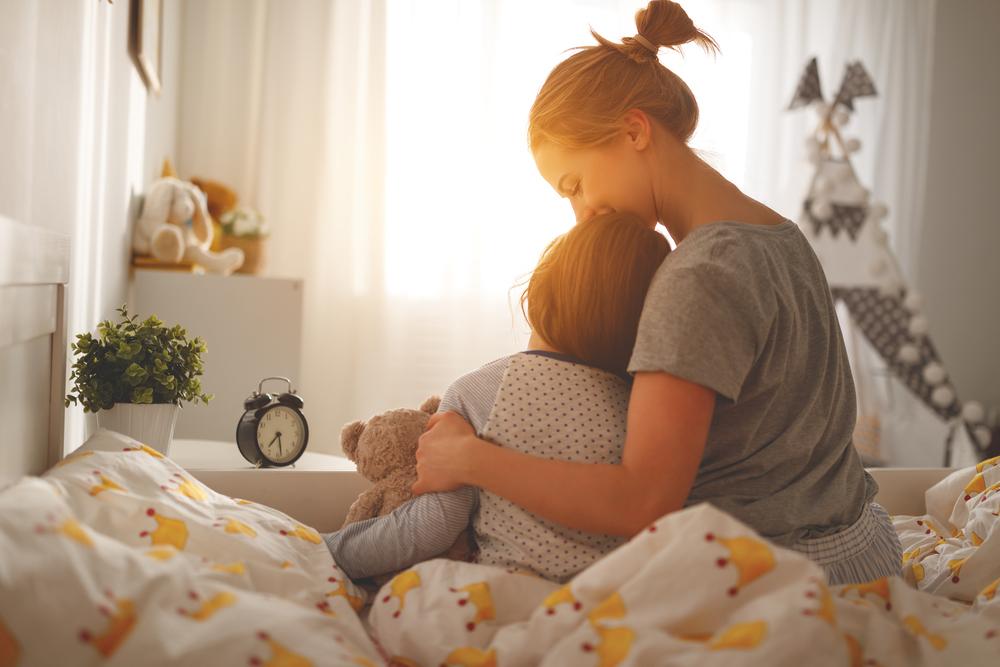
622 108 652 151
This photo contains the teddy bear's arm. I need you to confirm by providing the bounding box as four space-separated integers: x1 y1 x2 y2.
379 481 416 517
343 487 385 527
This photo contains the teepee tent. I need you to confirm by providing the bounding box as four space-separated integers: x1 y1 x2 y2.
787 58 993 467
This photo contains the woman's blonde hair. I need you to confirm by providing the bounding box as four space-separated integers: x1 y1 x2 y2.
529 0 718 151
521 212 670 376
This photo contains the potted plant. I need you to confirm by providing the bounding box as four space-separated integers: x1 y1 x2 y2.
64 305 212 455
218 206 270 274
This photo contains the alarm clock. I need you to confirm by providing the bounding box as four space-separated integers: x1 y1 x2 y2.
236 376 309 467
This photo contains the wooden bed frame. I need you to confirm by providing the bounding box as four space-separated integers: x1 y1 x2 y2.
0 216 70 485
0 213 957 522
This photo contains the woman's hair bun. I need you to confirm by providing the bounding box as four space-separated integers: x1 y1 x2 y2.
631 0 719 57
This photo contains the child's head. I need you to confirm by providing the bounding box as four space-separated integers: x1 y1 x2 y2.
521 212 670 376
529 0 717 151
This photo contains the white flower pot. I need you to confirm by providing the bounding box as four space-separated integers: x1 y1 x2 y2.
96 403 180 456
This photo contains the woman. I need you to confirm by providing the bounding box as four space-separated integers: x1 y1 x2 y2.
411 0 901 585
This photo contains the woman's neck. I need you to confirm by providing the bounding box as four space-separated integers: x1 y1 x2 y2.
652 129 784 243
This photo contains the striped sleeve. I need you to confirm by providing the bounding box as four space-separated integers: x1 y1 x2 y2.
323 487 478 579
322 355 512 580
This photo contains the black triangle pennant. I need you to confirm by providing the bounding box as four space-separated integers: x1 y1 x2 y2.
834 61 877 111
788 57 824 110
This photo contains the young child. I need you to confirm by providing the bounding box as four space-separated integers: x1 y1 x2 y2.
412 0 902 586
324 211 669 582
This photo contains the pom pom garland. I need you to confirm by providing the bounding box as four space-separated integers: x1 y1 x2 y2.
931 386 955 408
962 401 986 424
811 198 833 219
897 344 920 365
908 315 929 337
903 291 924 313
922 363 947 386
869 203 889 219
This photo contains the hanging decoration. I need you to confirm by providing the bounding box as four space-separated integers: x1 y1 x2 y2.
788 57 993 466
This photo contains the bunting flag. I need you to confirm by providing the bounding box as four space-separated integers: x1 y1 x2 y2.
831 287 960 422
787 57 824 110
803 199 867 240
834 61 877 111
788 56 993 464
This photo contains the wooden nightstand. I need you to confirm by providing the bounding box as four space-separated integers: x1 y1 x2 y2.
170 439 369 532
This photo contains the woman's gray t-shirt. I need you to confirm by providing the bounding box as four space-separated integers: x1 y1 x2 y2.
628 220 876 546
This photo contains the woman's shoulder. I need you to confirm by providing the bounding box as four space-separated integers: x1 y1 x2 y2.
672 219 799 264
653 220 808 293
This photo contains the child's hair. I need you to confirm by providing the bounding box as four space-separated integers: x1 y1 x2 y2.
521 212 670 376
529 0 718 151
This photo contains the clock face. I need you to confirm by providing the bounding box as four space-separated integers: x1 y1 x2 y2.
256 405 306 464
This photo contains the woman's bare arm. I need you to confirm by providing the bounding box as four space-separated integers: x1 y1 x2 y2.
413 371 714 537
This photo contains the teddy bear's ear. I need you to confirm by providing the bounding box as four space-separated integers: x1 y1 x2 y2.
419 396 441 415
340 420 365 460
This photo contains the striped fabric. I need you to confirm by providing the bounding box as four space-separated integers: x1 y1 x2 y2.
324 486 478 580
789 502 903 585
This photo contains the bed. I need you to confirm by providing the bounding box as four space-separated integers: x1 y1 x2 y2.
2 215 999 666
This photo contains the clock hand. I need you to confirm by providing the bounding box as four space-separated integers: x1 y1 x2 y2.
267 433 278 448
277 433 283 455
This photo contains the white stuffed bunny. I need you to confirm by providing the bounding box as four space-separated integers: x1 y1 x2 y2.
133 177 244 275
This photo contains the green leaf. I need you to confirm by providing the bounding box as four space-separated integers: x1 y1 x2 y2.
132 387 154 404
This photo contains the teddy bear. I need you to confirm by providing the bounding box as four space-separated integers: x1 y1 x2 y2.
340 396 475 563
133 176 244 275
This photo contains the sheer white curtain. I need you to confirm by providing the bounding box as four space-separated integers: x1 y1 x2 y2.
178 0 936 456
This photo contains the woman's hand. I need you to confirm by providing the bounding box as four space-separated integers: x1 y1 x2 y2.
412 411 481 495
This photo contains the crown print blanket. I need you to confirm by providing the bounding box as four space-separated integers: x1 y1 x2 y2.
2 431 1000 665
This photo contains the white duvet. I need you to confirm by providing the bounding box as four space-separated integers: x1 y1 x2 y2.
1 429 999 666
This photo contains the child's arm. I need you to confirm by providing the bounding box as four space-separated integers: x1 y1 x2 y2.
413 370 715 537
324 487 478 580
326 359 508 580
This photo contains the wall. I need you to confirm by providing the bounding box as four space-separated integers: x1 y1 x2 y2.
0 0 181 454
918 0 1000 420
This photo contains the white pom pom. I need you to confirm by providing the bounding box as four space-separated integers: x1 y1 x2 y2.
962 401 986 423
922 362 947 385
811 198 833 219
897 344 920 364
931 386 955 408
974 426 993 447
872 228 889 246
903 291 924 313
832 108 850 127
879 282 901 298
845 137 862 153
908 315 929 336
869 258 888 277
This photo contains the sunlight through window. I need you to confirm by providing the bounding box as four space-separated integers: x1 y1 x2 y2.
383 0 753 300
